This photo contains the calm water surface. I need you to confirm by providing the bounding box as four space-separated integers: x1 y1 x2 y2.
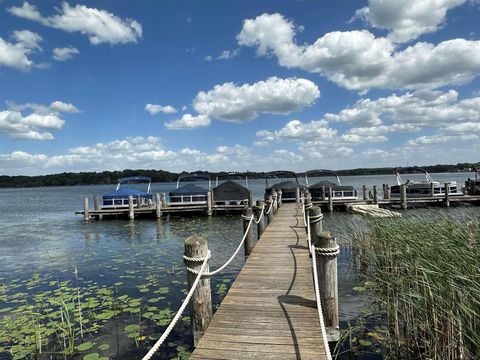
0 173 476 359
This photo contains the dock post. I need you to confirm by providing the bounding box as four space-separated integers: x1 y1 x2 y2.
328 187 333 212
161 192 167 206
308 205 323 239
243 207 254 257
385 184 390 200
304 192 312 233
373 185 378 204
295 187 300 203
136 194 141 209
83 197 89 221
184 235 212 347
155 193 162 218
430 182 435 197
321 186 326 201
267 195 274 224
362 185 367 200
272 190 278 214
277 189 282 208
400 184 407 209
128 195 134 220
444 182 450 207
255 200 266 240
93 195 100 210
207 191 213 216
313 231 339 342
248 190 253 207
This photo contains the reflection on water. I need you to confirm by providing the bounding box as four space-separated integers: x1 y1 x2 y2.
0 173 477 359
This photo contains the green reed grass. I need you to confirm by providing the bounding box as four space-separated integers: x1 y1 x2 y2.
352 215 480 359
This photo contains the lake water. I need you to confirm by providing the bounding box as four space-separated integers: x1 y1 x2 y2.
0 172 476 359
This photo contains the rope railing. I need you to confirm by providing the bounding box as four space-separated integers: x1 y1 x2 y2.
264 199 274 215
142 251 210 360
143 206 265 358
254 204 265 224
305 203 334 360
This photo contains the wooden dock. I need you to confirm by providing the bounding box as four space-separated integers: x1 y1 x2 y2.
190 202 327 360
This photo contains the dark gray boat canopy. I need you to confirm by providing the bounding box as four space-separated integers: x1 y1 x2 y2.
213 180 249 201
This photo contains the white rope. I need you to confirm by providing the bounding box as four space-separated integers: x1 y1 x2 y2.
305 205 333 360
185 215 254 277
142 251 210 360
311 243 333 360
264 200 274 215
254 204 265 224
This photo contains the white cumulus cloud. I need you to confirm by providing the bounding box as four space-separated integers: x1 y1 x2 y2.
165 114 211 130
354 0 467 43
53 46 79 61
145 103 177 115
0 30 42 71
8 2 142 45
237 13 480 92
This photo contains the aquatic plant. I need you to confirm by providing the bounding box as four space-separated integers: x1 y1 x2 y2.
352 215 480 359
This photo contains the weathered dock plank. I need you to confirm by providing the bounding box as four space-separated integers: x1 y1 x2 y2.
190 203 327 360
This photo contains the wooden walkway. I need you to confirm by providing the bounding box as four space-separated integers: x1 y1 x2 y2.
190 203 327 360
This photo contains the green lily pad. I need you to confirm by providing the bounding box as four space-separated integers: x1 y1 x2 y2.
77 341 94 351
83 353 100 360
98 343 110 351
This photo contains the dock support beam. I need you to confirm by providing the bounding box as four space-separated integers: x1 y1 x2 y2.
243 207 254 257
207 191 213 216
93 196 100 210
295 187 300 203
136 195 141 209
362 185 367 200
321 186 326 201
255 200 265 240
373 185 378 204
430 182 435 197
328 187 333 212
155 193 162 218
444 182 450 207
128 195 134 220
308 206 323 253
272 190 278 214
313 231 339 342
83 197 89 221
184 235 212 347
400 184 407 209
384 185 390 200
266 195 274 224
277 189 282 208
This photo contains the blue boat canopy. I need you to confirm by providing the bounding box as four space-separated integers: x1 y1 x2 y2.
170 184 208 196
118 176 151 184
103 188 151 199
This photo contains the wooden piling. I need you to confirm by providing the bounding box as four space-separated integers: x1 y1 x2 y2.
243 207 254 257
83 197 89 221
277 189 282 208
155 193 162 218
295 187 300 203
128 195 134 220
161 192 167 206
328 187 333 212
93 195 100 210
385 184 390 200
272 190 278 214
184 235 212 347
444 182 450 207
313 231 339 338
255 200 265 240
266 195 274 224
136 194 141 209
400 184 407 209
362 185 367 200
304 192 312 234
373 185 378 204
308 205 323 238
321 186 326 201
207 190 213 216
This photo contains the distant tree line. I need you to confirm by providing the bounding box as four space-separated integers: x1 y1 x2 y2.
0 163 476 188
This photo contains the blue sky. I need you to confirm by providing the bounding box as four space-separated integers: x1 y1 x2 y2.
1 0 480 175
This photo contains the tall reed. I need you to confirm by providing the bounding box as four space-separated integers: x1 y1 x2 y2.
352 215 480 359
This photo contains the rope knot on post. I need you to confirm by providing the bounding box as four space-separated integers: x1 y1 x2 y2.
314 244 340 257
